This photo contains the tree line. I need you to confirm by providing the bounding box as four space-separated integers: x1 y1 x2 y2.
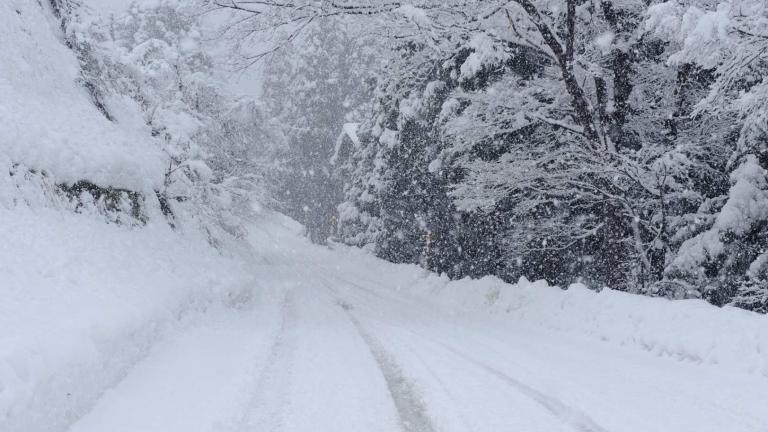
213 0 768 312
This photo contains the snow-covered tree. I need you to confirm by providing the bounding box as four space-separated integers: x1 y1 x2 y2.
213 0 768 311
63 0 284 245
260 20 375 243
646 0 768 307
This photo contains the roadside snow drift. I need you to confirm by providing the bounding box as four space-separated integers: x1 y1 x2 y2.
0 206 253 432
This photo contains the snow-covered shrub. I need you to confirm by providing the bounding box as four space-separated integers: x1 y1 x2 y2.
56 0 284 245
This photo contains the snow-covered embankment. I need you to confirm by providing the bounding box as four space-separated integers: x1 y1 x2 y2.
0 1 254 430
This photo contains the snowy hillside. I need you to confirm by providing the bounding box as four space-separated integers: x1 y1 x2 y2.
1 1 259 430
0 0 268 431
0 0 163 191
1 1 767 431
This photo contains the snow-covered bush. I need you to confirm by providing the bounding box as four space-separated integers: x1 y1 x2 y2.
57 0 284 245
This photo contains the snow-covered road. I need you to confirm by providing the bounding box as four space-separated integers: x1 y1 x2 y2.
63 222 768 432
3 1 767 430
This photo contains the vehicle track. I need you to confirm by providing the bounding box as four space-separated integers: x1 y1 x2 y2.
322 279 437 432
322 273 610 432
425 337 610 432
237 289 298 431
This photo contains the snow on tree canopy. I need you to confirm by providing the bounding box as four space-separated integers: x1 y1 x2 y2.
459 34 509 81
0 0 165 191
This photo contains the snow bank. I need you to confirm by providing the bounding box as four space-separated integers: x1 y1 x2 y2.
435 277 767 375
330 246 768 378
0 0 164 191
0 203 254 432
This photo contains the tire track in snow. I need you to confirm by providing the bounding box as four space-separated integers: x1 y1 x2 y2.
319 271 608 432
388 331 479 432
422 336 610 432
343 305 437 432
235 288 298 432
322 283 436 432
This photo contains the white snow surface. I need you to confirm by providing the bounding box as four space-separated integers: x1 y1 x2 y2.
459 33 509 81
3 211 767 432
342 123 361 148
0 0 165 192
0 203 254 432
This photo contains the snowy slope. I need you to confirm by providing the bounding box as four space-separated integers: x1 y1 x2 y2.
0 2 254 431
0 0 164 191
0 205 254 432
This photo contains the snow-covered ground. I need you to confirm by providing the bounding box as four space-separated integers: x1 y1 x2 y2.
0 203 255 432
0 0 164 192
2 1 767 431
4 213 765 432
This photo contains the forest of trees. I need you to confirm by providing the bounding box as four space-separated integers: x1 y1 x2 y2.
209 0 768 313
